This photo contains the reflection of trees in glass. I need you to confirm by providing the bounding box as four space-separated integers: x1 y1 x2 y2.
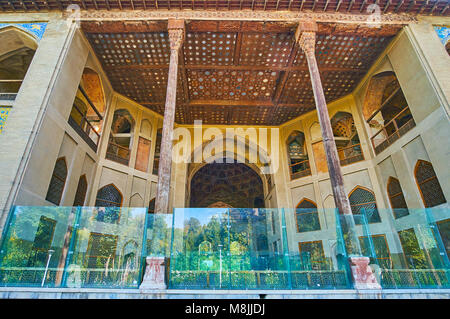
0 207 72 285
398 229 427 269
298 241 329 271
27 216 56 267
0 207 148 288
359 235 392 269
436 219 450 258
170 210 272 274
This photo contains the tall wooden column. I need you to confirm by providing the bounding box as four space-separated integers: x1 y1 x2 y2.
296 22 361 256
154 19 185 215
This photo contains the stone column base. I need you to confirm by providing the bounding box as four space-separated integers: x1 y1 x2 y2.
349 256 382 290
139 256 167 291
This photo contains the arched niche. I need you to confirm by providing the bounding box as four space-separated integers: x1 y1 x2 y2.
106 109 135 166
330 111 363 166
286 130 310 179
309 122 321 142
129 193 144 207
140 119 152 138
188 158 265 209
80 67 106 115
0 27 38 98
363 71 415 154
68 68 106 149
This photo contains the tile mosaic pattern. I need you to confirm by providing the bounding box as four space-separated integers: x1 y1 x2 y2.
434 26 450 45
0 22 47 41
0 107 11 133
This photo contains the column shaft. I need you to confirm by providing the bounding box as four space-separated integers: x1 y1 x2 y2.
298 28 361 255
154 21 184 215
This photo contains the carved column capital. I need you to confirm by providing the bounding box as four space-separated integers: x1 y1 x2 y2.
298 31 316 57
168 19 185 52
168 28 184 52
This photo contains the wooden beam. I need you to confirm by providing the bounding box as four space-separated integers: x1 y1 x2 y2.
75 9 418 25
105 64 366 73
188 99 274 106
139 99 312 108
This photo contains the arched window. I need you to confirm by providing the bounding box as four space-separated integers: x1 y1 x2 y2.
106 109 134 166
295 199 320 233
152 128 162 175
364 72 415 154
415 160 446 208
95 184 122 224
95 184 122 207
73 174 88 206
45 157 67 205
331 112 364 166
348 186 381 224
387 177 409 219
286 130 310 179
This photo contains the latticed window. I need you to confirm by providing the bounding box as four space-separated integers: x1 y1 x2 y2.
295 199 320 233
95 184 122 223
415 160 446 208
45 157 67 205
95 184 122 207
73 175 88 206
387 177 409 219
348 187 381 224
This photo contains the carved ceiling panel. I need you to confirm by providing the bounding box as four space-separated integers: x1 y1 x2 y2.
83 20 404 125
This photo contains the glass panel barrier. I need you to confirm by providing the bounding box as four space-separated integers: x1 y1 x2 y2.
1 206 448 290
354 208 450 289
168 208 352 290
0 206 148 289
0 206 75 287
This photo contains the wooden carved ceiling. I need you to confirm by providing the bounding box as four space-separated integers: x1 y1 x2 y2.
1 1 449 15
82 20 404 125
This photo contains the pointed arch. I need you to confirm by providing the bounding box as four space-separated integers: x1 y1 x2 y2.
45 157 68 205
414 160 446 208
387 176 409 219
73 174 88 206
95 183 123 207
68 68 105 150
364 71 415 154
286 130 311 179
0 27 38 100
295 198 320 233
331 111 364 166
106 109 135 166
348 186 381 224
129 192 144 207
